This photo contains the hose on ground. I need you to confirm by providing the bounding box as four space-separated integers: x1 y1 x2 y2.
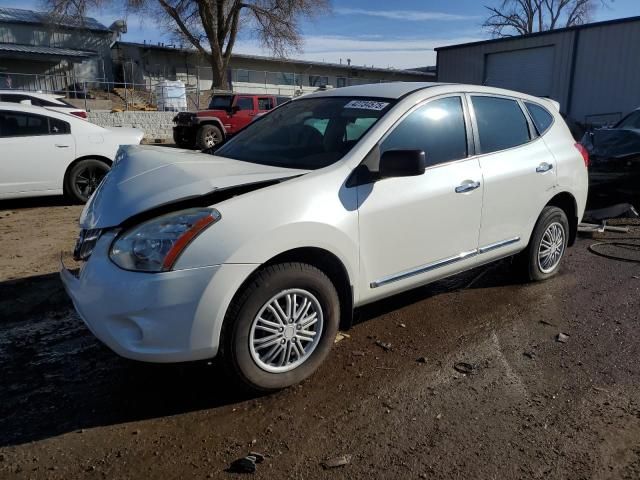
588 242 640 263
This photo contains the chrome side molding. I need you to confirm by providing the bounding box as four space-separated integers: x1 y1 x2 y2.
477 236 520 254
370 236 520 289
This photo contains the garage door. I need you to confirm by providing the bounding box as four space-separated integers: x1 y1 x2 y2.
485 46 554 97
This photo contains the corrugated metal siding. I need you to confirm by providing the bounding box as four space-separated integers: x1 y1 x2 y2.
0 22 113 80
437 31 576 112
0 7 109 32
570 22 640 123
437 19 640 121
485 46 555 96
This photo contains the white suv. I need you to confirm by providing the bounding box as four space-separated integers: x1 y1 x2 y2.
62 83 588 391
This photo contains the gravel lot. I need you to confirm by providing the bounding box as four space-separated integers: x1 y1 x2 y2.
0 197 639 479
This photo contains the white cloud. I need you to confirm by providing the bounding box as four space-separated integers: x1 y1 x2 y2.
334 8 479 22
233 34 484 69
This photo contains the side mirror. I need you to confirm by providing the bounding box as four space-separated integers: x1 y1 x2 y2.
379 150 426 178
229 105 240 115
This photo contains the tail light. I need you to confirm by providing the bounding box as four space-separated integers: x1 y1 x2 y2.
71 111 88 119
575 143 589 168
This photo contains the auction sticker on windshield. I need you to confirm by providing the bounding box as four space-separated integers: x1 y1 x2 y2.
344 100 389 111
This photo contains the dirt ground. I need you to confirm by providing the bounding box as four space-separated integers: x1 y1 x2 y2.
1 197 639 480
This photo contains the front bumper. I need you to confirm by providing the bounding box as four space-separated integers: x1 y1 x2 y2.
60 232 257 363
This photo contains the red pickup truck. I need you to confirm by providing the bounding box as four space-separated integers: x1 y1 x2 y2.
173 93 290 149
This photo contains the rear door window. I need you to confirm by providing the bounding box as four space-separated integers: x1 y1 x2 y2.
0 111 49 137
257 97 274 110
472 96 531 153
381 96 468 167
525 102 554 135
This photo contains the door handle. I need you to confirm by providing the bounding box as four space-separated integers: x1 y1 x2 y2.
55 144 70 148
455 180 481 193
536 162 553 173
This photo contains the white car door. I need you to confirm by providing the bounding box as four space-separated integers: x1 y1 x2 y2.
0 110 75 196
468 95 557 252
357 95 483 301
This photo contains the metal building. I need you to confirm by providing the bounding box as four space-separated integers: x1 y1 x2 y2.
0 7 116 91
436 16 640 126
112 41 434 97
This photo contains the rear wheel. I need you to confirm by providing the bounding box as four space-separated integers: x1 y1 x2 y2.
64 159 110 203
520 206 569 281
222 263 340 392
196 124 223 150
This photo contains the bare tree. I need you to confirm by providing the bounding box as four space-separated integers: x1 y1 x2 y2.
483 0 611 37
47 0 330 89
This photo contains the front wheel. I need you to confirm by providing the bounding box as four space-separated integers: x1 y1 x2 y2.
64 159 110 203
520 206 569 281
196 124 223 150
222 263 340 392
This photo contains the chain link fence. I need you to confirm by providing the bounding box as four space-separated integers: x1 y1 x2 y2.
0 65 392 112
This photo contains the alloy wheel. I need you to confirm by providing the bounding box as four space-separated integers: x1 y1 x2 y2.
249 289 324 373
75 165 107 200
538 221 566 273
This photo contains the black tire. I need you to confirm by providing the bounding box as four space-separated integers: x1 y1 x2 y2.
221 262 340 392
520 206 570 281
196 124 223 150
64 159 110 204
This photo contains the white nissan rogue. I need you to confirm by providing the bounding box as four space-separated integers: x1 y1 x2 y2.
61 83 589 392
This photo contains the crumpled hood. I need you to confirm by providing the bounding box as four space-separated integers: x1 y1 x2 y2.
80 145 306 229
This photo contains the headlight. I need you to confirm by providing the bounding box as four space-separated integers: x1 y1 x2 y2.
110 208 221 272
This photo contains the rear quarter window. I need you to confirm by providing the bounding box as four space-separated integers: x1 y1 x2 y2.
525 102 554 135
472 96 531 154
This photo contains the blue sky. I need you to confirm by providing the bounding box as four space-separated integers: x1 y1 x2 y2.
3 0 639 68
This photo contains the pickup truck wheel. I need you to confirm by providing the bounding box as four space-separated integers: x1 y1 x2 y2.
520 206 569 281
64 159 110 204
222 263 340 392
196 124 223 150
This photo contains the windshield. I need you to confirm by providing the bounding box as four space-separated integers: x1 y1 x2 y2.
214 97 395 170
208 95 233 110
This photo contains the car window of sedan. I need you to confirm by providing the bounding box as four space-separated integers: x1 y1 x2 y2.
380 96 468 167
1 94 40 106
0 111 69 137
49 117 71 135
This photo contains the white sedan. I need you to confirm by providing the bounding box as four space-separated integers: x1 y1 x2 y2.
0 90 88 118
0 102 143 202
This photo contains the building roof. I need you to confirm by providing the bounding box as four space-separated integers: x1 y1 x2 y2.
435 15 640 51
113 41 435 78
0 7 111 33
0 43 96 58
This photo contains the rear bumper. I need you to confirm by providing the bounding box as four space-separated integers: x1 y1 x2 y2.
60 233 257 363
